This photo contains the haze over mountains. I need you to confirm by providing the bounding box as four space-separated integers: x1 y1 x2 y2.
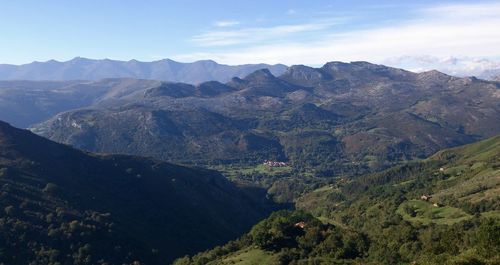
4 56 500 85
0 57 287 84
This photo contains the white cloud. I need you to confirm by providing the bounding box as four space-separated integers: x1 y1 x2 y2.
214 20 240 27
382 55 500 79
174 2 500 74
422 2 500 19
192 19 342 46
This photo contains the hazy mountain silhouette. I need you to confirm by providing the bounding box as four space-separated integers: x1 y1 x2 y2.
0 57 287 83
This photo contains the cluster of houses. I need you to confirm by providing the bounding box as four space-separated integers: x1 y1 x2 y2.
263 160 288 167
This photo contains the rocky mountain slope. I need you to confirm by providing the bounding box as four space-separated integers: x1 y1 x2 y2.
32 62 500 175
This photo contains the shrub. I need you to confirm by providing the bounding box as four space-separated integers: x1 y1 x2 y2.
43 183 59 194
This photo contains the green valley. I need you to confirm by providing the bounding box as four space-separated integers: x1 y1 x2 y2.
176 135 500 265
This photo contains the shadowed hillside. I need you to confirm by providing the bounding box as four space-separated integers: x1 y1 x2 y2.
0 121 274 264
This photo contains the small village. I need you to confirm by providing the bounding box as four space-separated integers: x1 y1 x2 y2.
263 160 288 168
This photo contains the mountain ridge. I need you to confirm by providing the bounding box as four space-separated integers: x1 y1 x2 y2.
30 61 500 176
0 57 288 84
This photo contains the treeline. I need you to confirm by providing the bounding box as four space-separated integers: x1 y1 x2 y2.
173 210 368 265
173 210 499 265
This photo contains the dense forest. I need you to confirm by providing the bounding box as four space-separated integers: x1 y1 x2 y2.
0 121 274 264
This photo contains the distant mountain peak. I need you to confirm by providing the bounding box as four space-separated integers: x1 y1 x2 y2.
280 65 330 84
69 56 93 62
423 69 445 74
322 61 350 68
284 65 319 74
350 61 378 66
418 69 451 79
197 59 218 65
243 68 276 81
322 61 381 70
320 60 412 80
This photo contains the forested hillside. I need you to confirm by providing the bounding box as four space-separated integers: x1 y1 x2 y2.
176 135 500 264
0 121 273 264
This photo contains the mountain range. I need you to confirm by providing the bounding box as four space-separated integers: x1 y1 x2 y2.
0 57 287 84
0 120 273 264
24 61 500 176
0 59 499 264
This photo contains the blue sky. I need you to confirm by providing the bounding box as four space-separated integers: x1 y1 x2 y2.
1 0 500 68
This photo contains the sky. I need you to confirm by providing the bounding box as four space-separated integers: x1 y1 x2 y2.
1 0 500 73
